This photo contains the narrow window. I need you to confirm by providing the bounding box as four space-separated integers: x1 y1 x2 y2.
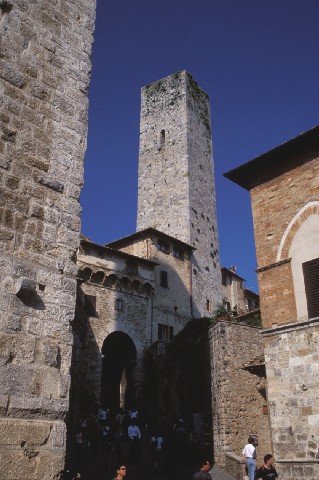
160 129 165 146
206 299 210 312
303 258 319 318
115 299 123 311
174 306 178 314
160 271 168 288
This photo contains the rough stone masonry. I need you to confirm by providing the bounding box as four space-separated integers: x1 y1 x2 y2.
0 1 96 478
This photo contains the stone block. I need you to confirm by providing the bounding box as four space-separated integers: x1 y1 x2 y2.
0 419 51 446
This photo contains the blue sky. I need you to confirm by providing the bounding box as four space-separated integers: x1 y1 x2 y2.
81 0 319 292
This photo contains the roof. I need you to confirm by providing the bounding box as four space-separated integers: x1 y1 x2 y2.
244 288 259 299
221 266 245 281
80 239 158 267
224 125 319 190
106 227 196 252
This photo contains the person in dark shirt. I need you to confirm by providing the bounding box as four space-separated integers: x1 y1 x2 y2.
193 460 212 480
255 454 278 479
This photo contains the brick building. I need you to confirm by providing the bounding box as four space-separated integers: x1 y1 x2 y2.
225 126 319 480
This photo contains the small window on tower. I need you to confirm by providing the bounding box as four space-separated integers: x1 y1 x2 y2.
160 129 166 146
160 271 168 288
206 299 210 312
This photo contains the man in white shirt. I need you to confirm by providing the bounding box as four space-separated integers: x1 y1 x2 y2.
128 421 141 464
242 437 256 480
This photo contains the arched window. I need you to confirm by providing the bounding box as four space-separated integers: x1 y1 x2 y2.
289 214 319 320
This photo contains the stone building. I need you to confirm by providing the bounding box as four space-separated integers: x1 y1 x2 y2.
221 266 259 314
0 1 96 478
225 125 319 480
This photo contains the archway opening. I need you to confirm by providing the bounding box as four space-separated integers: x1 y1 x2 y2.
101 331 137 411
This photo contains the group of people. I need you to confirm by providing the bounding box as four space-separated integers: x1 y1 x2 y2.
242 437 279 480
71 408 211 478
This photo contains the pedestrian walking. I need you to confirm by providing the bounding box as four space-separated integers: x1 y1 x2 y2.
150 431 164 471
127 420 141 464
193 459 212 480
242 437 256 480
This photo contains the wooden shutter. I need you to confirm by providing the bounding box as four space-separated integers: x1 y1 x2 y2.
303 258 319 319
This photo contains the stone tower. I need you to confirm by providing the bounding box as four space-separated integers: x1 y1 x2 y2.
137 71 222 317
0 1 95 478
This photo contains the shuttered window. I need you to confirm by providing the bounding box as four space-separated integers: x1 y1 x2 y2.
303 258 319 319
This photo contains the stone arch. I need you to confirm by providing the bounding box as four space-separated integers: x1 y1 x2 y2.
101 331 137 410
289 214 319 320
78 266 93 281
103 273 117 288
277 201 319 261
90 270 105 284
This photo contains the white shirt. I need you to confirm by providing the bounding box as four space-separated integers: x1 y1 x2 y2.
151 436 163 449
128 425 141 439
242 444 255 458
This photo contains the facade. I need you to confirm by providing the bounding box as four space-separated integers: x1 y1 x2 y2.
210 320 271 473
221 266 259 314
225 126 319 480
137 71 222 317
0 1 95 478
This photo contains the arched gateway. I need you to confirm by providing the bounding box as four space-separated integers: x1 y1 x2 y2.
101 331 137 411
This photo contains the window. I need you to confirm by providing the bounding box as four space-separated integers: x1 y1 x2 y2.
115 299 123 311
158 240 170 254
173 245 184 260
224 301 231 311
160 129 165 146
303 258 319 318
174 306 178 314
84 294 97 317
158 324 173 342
206 299 210 312
160 270 168 288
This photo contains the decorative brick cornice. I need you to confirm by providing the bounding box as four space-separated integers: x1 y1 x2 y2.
256 258 291 273
262 317 319 336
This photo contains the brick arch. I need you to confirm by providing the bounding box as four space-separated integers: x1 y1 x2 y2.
277 202 319 261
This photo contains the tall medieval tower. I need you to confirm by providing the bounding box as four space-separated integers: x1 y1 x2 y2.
137 71 222 317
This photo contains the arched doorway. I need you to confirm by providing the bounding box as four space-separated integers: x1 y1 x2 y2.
101 331 137 411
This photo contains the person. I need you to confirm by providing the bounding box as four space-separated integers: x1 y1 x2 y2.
242 437 256 480
193 460 212 480
128 420 141 464
112 464 127 480
150 432 164 471
255 454 278 479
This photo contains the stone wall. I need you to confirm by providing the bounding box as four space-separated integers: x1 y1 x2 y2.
210 320 271 470
137 71 222 317
0 1 95 477
263 320 319 480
